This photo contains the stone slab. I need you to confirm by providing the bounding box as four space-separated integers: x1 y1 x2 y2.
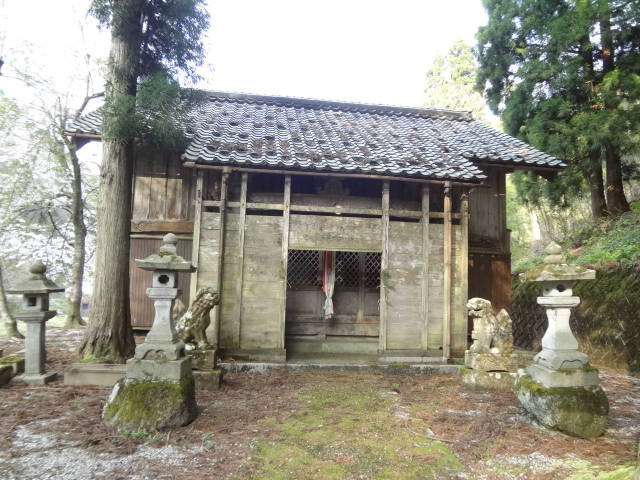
64 364 126 386
515 374 609 438
219 362 459 375
189 349 217 371
15 371 57 385
134 341 185 361
534 349 589 370
193 369 223 391
465 352 518 372
526 364 600 388
126 356 192 382
0 365 12 386
458 367 516 391
0 354 25 375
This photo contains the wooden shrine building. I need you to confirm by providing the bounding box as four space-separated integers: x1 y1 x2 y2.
68 92 564 362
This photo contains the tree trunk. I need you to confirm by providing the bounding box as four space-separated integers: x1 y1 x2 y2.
604 147 630 215
588 158 608 218
79 0 141 362
599 4 630 215
64 141 87 329
0 261 23 339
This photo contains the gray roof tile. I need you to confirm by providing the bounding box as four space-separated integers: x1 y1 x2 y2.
68 91 565 183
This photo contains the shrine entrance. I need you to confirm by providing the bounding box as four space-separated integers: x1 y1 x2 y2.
285 250 381 341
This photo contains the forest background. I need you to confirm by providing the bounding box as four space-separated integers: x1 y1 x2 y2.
0 0 639 343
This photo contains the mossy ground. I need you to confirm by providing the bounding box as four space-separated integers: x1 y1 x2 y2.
245 375 462 480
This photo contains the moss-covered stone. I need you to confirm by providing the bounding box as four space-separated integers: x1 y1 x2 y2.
458 367 516 391
515 374 608 438
103 375 197 432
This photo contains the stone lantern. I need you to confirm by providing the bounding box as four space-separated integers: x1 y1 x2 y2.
7 260 64 385
516 242 608 438
131 232 195 367
103 233 198 432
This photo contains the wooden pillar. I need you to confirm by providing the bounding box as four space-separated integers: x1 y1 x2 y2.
212 167 230 349
459 190 470 349
280 175 291 350
380 180 390 352
233 172 248 348
358 252 366 323
421 184 430 351
189 170 204 303
443 181 453 359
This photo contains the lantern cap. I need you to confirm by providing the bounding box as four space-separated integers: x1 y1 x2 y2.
135 233 196 272
519 242 595 283
7 260 65 294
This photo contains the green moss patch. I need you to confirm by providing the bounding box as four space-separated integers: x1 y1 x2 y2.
515 375 609 438
246 378 463 479
103 376 197 432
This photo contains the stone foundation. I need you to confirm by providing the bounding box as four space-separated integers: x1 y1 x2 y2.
464 352 518 372
103 376 197 432
189 349 217 371
193 369 223 391
458 367 516 391
0 365 12 386
514 374 608 438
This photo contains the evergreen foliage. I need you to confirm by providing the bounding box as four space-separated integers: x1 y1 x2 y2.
423 39 488 122
476 0 640 216
81 0 210 361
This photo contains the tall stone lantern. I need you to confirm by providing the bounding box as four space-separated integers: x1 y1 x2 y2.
7 260 64 385
516 242 608 438
103 233 198 432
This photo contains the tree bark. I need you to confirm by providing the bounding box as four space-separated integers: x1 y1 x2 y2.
599 3 630 215
604 147 630 215
79 0 141 361
588 157 608 218
0 261 22 339
63 140 87 329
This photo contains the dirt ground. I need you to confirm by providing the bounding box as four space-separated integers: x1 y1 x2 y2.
0 327 638 480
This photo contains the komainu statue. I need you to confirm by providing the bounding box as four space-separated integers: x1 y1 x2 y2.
467 297 514 354
173 287 220 350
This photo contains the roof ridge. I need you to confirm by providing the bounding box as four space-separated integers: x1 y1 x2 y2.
202 90 474 121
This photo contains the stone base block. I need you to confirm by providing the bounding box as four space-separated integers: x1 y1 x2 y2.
126 356 192 382
0 354 25 375
103 375 197 432
464 352 518 372
217 348 286 363
458 367 516 391
64 363 126 386
526 364 600 388
0 365 12 386
193 369 223 391
515 374 609 438
15 371 58 385
134 340 185 362
534 349 589 370
189 349 217 371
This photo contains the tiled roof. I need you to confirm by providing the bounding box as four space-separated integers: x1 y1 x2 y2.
68 91 565 183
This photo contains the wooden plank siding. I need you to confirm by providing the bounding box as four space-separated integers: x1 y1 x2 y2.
386 221 423 350
129 237 192 329
192 183 469 359
132 152 195 223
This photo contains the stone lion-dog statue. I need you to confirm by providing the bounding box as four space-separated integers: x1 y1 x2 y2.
173 287 220 350
467 297 513 354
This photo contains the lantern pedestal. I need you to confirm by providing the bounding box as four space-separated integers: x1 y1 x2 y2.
7 262 64 385
516 242 607 438
103 234 197 432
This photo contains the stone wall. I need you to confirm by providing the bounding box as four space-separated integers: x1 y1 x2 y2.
511 268 640 373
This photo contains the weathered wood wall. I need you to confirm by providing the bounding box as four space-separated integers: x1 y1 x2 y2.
196 208 466 356
197 213 284 350
129 237 192 328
